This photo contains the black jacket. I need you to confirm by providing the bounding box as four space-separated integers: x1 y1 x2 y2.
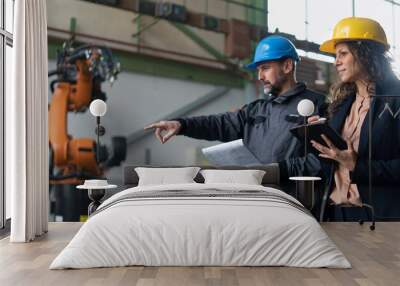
177 82 326 176
320 76 400 220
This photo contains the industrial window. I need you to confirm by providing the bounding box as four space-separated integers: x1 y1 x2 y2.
0 0 14 231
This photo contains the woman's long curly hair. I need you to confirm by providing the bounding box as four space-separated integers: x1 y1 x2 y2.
328 40 395 116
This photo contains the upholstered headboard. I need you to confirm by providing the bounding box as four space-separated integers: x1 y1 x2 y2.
122 164 281 189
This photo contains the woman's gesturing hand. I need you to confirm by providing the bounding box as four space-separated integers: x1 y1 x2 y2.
311 135 358 171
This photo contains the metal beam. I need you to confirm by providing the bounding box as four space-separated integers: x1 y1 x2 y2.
171 22 227 63
127 87 231 145
69 17 77 34
384 0 400 6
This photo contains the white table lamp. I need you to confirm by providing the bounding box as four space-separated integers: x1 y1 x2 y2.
89 99 107 164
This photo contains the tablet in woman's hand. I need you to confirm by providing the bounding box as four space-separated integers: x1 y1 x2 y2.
290 121 347 150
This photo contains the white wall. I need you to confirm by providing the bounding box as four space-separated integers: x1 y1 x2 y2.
47 0 140 44
49 60 246 184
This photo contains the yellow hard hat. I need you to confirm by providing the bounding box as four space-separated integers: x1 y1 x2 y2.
320 17 389 54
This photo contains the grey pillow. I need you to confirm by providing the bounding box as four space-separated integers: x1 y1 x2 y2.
135 167 201 186
200 169 266 185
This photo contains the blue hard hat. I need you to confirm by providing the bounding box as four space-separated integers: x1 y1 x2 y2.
246 35 300 70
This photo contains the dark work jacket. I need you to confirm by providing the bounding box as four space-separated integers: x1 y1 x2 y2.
321 77 400 220
177 82 326 177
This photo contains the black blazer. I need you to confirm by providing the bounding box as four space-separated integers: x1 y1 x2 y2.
321 77 400 220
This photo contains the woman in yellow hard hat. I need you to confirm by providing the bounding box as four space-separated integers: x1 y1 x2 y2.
310 17 400 223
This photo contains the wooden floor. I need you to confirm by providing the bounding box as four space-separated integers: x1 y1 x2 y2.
1 222 400 286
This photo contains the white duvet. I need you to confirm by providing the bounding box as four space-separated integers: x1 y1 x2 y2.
50 183 351 269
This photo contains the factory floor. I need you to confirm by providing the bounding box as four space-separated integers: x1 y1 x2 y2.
1 222 399 286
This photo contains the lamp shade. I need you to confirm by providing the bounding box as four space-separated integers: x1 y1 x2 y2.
90 99 107 117
297 99 315 117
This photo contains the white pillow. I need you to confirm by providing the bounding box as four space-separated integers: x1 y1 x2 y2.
135 167 201 186
200 169 266 185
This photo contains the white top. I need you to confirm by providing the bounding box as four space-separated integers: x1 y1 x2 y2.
289 176 321 181
77 179 117 190
77 184 117 190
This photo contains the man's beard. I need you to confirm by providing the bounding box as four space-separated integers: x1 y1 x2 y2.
263 84 282 96
263 73 286 96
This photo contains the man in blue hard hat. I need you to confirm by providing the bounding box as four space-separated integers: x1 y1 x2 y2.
145 35 326 179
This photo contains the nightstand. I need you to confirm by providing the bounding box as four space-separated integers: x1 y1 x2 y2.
289 176 321 210
77 180 117 215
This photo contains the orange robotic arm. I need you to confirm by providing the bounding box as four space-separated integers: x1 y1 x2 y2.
48 43 121 185
49 59 101 184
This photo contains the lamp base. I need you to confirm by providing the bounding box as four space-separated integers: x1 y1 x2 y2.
87 189 106 215
289 176 321 210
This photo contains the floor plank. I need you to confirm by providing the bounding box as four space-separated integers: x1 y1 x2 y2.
1 222 400 286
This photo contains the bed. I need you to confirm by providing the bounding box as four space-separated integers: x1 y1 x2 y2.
49 165 351 269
